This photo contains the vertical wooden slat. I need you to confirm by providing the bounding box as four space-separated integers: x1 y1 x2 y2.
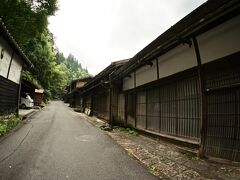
136 90 146 130
0 75 19 115
204 56 240 162
16 65 23 115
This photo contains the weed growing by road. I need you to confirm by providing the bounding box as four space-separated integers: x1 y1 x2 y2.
118 127 138 136
149 165 156 171
0 114 22 136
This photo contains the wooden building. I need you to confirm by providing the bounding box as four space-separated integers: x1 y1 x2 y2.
34 88 44 106
75 0 240 162
110 0 240 162
0 21 32 115
67 77 92 108
81 59 129 121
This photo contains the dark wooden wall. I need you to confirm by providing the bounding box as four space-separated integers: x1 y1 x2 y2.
92 90 109 121
125 70 201 142
204 52 240 162
0 75 19 115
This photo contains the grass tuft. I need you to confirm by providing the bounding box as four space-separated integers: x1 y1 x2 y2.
0 114 22 136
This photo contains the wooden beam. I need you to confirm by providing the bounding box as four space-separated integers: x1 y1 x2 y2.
156 58 159 80
17 66 23 116
193 37 207 158
7 51 14 79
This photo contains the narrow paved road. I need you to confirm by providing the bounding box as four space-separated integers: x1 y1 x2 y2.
0 101 157 180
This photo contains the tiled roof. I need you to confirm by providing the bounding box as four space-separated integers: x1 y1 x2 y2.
0 19 33 67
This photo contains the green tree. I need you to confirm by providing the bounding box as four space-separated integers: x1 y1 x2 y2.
0 0 90 100
56 53 90 83
0 0 57 46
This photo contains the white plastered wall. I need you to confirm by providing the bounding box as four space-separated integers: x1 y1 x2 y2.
8 54 23 84
158 44 197 79
123 72 134 91
197 15 240 64
122 15 240 90
0 37 13 78
136 60 157 87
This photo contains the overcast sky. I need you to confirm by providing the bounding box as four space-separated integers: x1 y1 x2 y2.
48 0 207 75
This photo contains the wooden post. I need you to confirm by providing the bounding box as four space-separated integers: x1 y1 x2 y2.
145 89 148 130
124 92 128 127
7 51 14 78
109 73 114 129
17 62 23 116
193 37 207 157
156 58 159 80
109 83 113 129
90 93 93 116
134 71 137 128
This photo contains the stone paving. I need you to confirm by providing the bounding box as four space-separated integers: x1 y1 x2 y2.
78 113 240 180
107 129 240 180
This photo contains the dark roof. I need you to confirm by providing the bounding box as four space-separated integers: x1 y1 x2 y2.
85 58 129 86
0 19 33 67
113 0 240 80
71 76 93 84
82 58 129 92
67 77 93 95
21 79 38 93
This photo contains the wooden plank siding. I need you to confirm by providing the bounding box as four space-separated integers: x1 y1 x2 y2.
92 90 109 121
127 70 201 142
0 75 19 115
203 52 240 162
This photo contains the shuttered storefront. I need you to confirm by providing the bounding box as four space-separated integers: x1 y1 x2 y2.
204 53 240 161
136 91 146 129
126 92 136 127
146 88 160 132
117 93 125 125
92 91 109 120
159 76 201 140
83 95 91 115
127 71 201 142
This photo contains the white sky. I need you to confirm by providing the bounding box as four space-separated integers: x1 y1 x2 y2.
48 0 207 75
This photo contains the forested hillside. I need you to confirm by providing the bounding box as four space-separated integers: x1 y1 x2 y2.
0 0 90 100
57 53 89 81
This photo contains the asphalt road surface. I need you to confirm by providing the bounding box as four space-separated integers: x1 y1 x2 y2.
0 101 157 180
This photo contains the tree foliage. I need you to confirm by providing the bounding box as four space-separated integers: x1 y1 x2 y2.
0 0 90 100
0 0 57 46
57 53 89 81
